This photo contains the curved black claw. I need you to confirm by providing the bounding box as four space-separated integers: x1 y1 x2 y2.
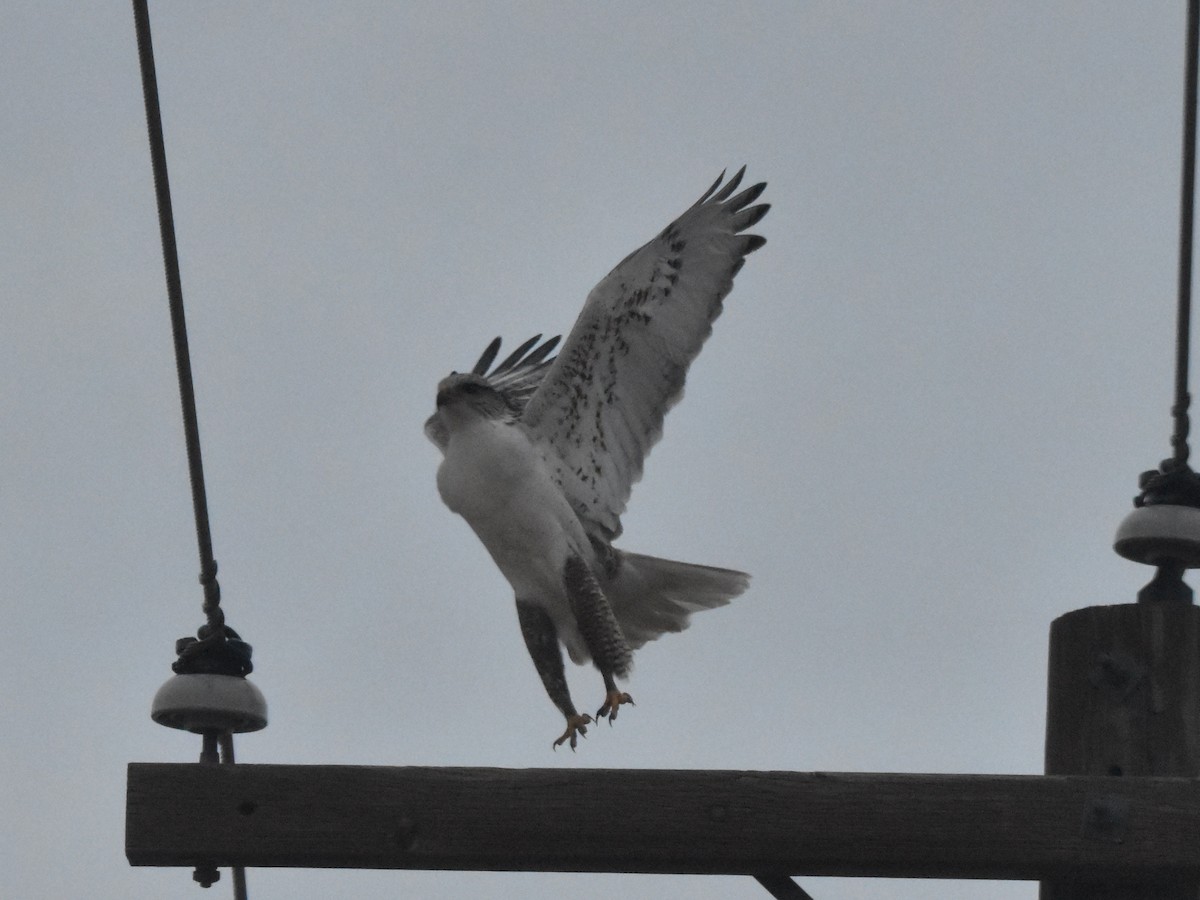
553 713 593 751
596 690 635 724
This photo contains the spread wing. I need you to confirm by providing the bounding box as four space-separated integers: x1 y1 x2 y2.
520 167 769 540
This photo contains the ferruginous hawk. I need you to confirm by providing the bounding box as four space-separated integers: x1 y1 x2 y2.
425 168 768 748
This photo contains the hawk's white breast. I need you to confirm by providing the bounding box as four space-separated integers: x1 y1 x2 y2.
436 417 589 603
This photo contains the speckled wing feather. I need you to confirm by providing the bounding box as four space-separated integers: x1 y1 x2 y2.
520 168 769 540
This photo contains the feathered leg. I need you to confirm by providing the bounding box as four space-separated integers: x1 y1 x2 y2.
515 599 592 749
562 555 634 724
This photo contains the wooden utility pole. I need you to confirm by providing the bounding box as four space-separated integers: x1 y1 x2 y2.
1038 0 1200 894
1042 602 1200 898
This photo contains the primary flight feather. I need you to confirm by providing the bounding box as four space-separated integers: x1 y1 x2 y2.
425 168 768 748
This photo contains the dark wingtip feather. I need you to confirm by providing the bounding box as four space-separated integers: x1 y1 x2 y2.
693 169 727 207
709 165 747 204
742 234 768 254
472 337 502 375
728 182 767 212
734 203 771 232
523 334 561 367
494 334 543 374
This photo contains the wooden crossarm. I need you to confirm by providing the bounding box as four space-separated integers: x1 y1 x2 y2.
126 764 1200 882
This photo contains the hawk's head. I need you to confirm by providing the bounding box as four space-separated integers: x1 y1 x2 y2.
424 372 512 451
424 335 560 452
435 372 510 416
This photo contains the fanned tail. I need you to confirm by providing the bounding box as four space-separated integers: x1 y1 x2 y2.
604 550 748 651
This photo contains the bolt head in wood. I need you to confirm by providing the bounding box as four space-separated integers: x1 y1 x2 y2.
151 673 267 734
1113 503 1200 567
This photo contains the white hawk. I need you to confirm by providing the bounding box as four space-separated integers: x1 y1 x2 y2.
425 168 768 748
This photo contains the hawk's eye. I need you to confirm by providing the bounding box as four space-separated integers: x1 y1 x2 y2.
462 382 486 394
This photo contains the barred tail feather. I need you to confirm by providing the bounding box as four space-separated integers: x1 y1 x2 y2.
605 550 749 650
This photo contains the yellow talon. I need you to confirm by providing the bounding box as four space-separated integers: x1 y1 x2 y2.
553 713 593 751
596 690 634 723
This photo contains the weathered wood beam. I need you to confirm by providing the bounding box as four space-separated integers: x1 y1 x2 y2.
1042 603 1200 898
126 764 1200 881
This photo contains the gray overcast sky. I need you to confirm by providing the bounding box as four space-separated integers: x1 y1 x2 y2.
2 2 1191 898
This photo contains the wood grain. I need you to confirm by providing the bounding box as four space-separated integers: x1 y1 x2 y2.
127 764 1200 881
1042 603 1200 898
